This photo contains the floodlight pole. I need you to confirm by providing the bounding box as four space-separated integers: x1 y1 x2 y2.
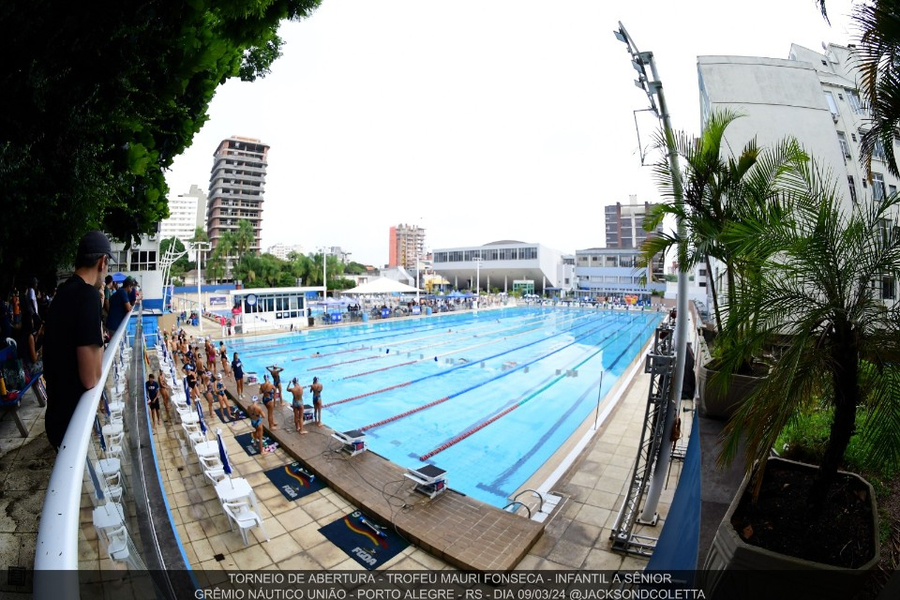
322 247 328 302
615 22 688 524
192 242 211 333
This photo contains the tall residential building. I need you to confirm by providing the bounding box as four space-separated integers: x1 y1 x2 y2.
159 184 207 244
206 136 269 258
604 197 661 250
698 43 900 301
389 224 426 271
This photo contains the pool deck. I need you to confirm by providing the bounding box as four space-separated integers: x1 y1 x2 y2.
224 385 545 571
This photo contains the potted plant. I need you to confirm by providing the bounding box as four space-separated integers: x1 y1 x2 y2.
701 160 899 597
641 109 805 417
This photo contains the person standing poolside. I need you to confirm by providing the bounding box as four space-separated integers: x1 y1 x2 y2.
231 352 244 399
214 373 231 422
43 231 111 450
247 396 266 455
219 341 231 379
267 364 284 406
310 376 324 427
146 373 161 431
287 378 306 434
157 369 171 422
259 374 276 429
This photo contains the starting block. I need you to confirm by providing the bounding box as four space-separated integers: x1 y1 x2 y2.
404 464 448 499
333 429 367 457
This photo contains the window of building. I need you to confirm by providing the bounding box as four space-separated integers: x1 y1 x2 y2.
874 139 887 161
837 132 851 158
699 269 707 277
891 185 898 197
699 281 707 287
883 275 895 300
851 132 858 142
873 172 886 201
824 91 839 115
847 90 863 114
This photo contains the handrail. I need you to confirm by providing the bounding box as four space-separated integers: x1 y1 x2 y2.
510 488 545 515
502 501 532 519
34 308 134 581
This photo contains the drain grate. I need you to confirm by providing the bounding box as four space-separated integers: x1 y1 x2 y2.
214 553 225 562
8 566 27 586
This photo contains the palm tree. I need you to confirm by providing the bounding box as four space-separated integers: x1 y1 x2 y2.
815 1 900 176
852 1 900 176
716 159 900 502
641 109 805 336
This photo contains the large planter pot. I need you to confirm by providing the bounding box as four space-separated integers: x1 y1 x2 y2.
697 361 764 420
701 457 880 600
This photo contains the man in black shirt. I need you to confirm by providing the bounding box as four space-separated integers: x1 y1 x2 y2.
43 231 112 449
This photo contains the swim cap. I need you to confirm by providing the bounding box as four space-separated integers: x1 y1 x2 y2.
264 374 269 381
252 395 259 403
217 373 222 379
313 377 318 384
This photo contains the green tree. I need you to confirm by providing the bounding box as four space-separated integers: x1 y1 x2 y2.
0 0 321 289
641 109 805 335
717 160 900 502
231 219 257 281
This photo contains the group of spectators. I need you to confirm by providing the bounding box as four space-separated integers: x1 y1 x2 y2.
103 274 139 336
1 277 51 383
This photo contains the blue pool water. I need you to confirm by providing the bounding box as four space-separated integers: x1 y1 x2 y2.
228 306 661 507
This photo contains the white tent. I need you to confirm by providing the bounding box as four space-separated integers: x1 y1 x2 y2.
344 277 421 294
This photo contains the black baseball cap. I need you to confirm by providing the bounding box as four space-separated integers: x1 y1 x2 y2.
77 231 116 263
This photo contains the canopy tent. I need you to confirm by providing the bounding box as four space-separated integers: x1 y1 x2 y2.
343 277 421 295
111 272 128 284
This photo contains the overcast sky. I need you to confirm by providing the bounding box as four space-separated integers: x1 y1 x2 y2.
164 0 855 266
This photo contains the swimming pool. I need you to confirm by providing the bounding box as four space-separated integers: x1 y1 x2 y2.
229 306 662 507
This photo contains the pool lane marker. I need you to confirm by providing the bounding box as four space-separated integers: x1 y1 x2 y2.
243 309 542 359
302 310 578 371
340 311 594 379
322 312 613 410
416 315 659 461
356 316 637 432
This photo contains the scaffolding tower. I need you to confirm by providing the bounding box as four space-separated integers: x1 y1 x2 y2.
609 322 676 556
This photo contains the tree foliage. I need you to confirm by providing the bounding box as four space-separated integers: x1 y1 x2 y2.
716 160 900 503
0 0 320 290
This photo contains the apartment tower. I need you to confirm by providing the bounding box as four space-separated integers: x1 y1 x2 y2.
389 224 426 271
206 137 269 259
160 184 207 245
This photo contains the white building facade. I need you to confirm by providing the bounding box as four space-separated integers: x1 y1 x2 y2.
698 43 900 304
159 184 207 244
432 241 562 294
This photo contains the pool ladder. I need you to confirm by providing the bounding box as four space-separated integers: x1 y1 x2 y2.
503 488 545 519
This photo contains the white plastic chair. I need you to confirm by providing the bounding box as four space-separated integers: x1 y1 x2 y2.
105 525 138 568
107 431 127 460
103 471 125 503
223 500 269 546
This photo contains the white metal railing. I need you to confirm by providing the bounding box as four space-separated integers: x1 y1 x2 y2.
34 309 133 587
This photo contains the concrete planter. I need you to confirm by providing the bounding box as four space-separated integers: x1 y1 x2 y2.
697 361 764 420
701 457 880 599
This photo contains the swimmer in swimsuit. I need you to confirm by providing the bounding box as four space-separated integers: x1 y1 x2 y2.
287 378 306 434
259 374 277 429
247 397 266 454
267 364 284 406
310 376 324 427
